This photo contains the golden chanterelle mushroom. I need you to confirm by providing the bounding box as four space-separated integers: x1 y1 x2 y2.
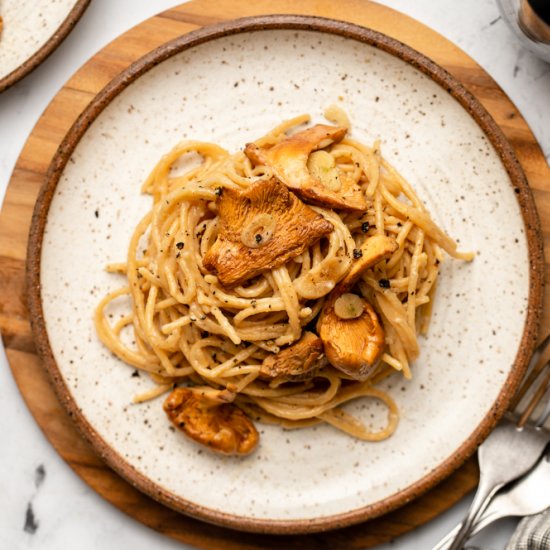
244 124 368 212
341 235 399 289
163 387 259 455
260 331 327 383
318 297 385 381
203 177 333 287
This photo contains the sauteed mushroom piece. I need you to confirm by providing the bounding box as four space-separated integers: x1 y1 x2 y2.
164 387 259 455
343 235 398 289
260 331 326 383
244 124 368 211
318 297 385 381
317 235 398 380
203 178 333 287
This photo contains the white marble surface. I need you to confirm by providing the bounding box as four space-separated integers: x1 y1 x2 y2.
0 0 548 549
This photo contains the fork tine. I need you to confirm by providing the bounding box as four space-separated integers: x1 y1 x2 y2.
517 359 550 428
510 333 550 411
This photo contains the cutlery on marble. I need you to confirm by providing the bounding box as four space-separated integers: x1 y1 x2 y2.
433 450 550 550
447 334 550 550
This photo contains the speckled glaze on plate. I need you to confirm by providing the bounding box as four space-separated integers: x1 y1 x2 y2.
0 0 90 92
27 16 543 534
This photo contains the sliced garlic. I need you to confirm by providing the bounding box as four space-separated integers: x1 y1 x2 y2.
294 257 347 299
334 293 365 320
299 306 313 318
240 213 277 248
307 150 342 192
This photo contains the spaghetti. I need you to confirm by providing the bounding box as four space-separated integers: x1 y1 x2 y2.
95 110 473 451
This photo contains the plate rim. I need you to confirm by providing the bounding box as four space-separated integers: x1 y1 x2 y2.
0 0 91 93
25 14 544 534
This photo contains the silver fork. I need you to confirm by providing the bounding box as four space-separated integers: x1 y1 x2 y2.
434 451 550 550
446 334 550 550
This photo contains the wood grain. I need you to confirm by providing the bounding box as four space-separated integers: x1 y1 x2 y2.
1 0 549 547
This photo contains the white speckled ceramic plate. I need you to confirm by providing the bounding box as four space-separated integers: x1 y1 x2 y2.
0 0 90 92
27 16 543 534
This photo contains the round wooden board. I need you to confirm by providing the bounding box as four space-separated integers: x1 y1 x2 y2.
1 0 549 548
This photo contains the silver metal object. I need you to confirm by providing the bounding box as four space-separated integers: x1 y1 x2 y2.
497 0 550 62
447 334 550 550
433 451 550 550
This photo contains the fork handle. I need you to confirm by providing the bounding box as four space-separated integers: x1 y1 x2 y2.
433 523 463 550
433 510 506 550
447 476 498 550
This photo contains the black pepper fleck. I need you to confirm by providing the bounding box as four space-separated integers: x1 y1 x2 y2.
361 221 370 233
176 242 184 250
378 278 391 289
353 248 363 259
